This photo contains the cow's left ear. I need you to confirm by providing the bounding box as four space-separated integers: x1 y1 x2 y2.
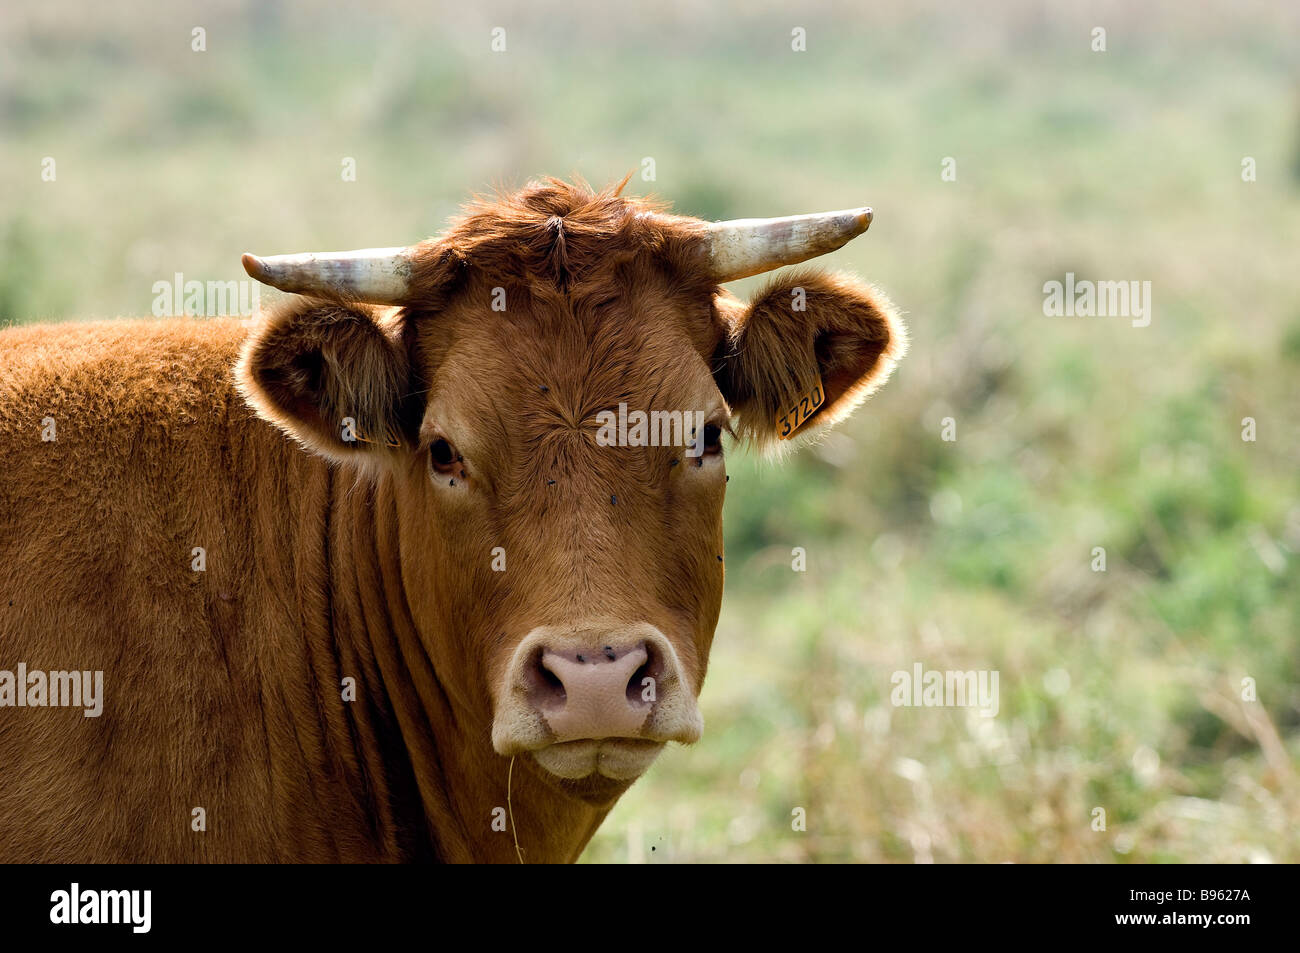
712 270 907 451
235 296 411 465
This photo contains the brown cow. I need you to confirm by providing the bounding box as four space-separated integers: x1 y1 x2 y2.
0 178 904 862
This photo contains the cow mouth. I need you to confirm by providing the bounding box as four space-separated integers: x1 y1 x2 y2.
531 738 665 783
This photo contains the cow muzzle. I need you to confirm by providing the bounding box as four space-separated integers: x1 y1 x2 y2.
491 624 703 783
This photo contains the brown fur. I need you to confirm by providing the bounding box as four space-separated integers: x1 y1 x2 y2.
0 179 904 862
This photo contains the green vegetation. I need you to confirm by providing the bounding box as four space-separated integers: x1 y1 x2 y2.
2 0 1296 862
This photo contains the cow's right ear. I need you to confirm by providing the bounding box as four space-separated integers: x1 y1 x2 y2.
235 297 410 465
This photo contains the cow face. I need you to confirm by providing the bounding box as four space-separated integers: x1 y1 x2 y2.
236 180 905 803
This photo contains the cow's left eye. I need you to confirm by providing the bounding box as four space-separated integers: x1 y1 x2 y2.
430 438 458 475
702 423 723 456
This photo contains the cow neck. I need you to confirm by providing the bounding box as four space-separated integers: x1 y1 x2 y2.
316 464 610 863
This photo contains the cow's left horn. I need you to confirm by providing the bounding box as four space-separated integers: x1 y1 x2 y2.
241 247 413 304
702 208 873 282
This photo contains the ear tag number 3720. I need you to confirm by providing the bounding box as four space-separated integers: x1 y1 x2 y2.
777 376 825 440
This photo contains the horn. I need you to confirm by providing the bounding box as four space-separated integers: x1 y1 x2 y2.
241 247 413 304
702 207 873 281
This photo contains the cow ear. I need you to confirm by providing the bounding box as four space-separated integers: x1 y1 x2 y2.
236 297 410 465
712 270 907 452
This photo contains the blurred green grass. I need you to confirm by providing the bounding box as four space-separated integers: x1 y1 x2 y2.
1 0 1296 862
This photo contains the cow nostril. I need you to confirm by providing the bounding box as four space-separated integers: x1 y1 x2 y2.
528 647 567 709
626 642 659 706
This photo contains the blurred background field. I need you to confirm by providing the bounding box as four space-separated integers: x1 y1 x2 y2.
2 0 1297 862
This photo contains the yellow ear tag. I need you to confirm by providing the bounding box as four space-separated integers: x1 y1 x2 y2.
776 374 826 440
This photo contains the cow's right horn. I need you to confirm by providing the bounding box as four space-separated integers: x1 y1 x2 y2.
241 247 413 304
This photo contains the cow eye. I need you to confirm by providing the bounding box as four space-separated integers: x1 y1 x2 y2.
430 438 458 475
702 423 723 455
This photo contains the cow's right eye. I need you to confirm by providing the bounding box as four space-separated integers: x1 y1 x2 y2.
701 423 723 455
430 438 458 475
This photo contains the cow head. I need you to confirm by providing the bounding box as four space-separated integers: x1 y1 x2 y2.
236 179 905 804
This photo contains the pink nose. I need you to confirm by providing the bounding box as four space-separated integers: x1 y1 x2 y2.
532 644 652 742
492 624 704 757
